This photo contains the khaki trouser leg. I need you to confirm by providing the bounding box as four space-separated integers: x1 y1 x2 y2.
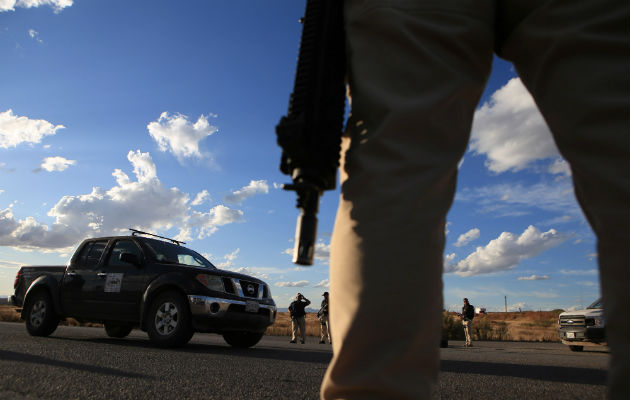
498 1 629 398
321 1 494 399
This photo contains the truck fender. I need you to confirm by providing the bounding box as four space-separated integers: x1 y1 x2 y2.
21 275 62 320
139 273 195 331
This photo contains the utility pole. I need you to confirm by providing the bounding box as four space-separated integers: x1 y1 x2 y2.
504 296 508 313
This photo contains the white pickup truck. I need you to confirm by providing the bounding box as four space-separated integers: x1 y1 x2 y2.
557 298 606 351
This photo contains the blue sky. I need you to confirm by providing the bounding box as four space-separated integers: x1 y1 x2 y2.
0 1 600 311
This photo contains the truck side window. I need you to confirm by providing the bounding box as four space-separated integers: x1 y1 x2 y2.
85 240 108 268
107 240 142 267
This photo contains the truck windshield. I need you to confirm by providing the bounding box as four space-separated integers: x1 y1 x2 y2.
587 298 603 309
142 238 216 269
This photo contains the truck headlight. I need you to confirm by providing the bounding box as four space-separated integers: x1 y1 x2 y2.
196 274 225 292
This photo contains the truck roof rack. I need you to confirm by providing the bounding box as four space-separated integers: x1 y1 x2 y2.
129 228 185 245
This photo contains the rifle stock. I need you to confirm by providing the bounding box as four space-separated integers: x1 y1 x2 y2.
276 0 346 266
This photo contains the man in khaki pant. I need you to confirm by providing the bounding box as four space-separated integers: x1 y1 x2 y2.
318 292 332 344
321 1 629 399
289 293 310 344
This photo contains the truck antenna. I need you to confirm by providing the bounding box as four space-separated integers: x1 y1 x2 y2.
129 228 185 245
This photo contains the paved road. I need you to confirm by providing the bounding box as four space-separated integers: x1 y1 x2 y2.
0 322 607 399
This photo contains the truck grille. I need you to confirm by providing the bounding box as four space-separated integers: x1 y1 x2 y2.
238 279 259 298
559 315 586 327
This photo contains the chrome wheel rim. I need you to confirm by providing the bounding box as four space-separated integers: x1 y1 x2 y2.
30 299 46 328
154 302 178 335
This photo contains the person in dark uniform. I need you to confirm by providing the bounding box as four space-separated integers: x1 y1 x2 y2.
460 298 475 347
288 293 310 344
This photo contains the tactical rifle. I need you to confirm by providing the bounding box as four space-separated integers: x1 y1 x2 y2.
276 0 346 266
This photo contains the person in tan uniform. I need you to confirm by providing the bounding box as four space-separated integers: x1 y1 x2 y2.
318 292 332 344
321 1 629 399
461 298 475 347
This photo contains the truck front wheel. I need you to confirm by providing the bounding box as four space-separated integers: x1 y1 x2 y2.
146 291 193 347
24 290 59 337
569 345 584 352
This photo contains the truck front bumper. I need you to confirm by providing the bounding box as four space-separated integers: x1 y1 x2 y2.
558 326 605 343
187 295 277 334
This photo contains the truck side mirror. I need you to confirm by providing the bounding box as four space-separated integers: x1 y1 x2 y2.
119 252 141 267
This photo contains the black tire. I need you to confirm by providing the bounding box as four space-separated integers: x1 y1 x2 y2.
104 323 133 338
440 338 449 348
146 291 193 347
24 290 59 337
222 331 264 348
569 345 584 352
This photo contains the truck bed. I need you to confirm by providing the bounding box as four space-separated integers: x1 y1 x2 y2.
13 266 66 307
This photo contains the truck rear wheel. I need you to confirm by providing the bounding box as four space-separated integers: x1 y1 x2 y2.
146 291 193 347
222 331 264 348
24 290 59 337
105 323 133 338
569 345 584 352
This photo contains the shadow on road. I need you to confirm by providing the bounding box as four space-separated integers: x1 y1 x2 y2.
45 335 333 365
440 359 606 386
0 349 152 379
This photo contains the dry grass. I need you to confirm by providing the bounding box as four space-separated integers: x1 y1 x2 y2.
1 306 560 342
266 312 322 337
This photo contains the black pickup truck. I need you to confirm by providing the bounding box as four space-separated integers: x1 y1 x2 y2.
11 230 277 348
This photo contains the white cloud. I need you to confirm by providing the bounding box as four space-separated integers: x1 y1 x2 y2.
470 78 561 173
275 280 310 288
28 29 42 42
0 150 245 250
1 0 72 12
518 274 550 281
445 225 568 277
38 156 75 172
314 279 329 289
191 190 210 206
454 228 480 247
213 248 240 269
0 109 64 148
548 159 571 177
147 112 217 161
559 269 598 276
224 180 269 204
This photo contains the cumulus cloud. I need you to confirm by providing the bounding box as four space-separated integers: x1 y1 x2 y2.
191 190 210 206
147 112 217 161
275 281 310 288
454 228 480 247
0 150 244 251
1 0 72 12
445 225 568 277
0 109 64 148
37 156 76 172
470 78 561 173
224 180 269 204
518 274 550 281
213 248 240 269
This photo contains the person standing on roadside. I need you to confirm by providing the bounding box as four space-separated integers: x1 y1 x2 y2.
318 292 332 344
289 293 310 344
461 298 475 347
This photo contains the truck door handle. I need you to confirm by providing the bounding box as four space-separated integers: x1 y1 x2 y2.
66 272 77 277
97 272 107 278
